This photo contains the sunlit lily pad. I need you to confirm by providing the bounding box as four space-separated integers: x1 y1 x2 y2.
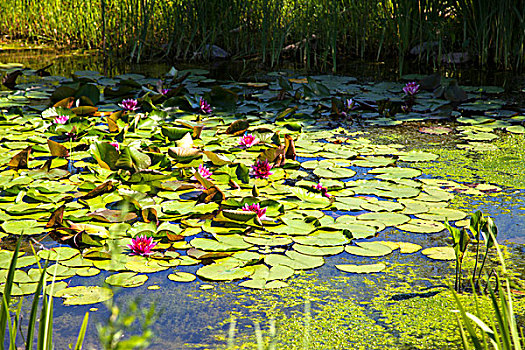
397 219 445 233
167 271 197 283
55 286 114 305
336 263 386 274
421 246 455 260
345 241 393 257
105 272 148 287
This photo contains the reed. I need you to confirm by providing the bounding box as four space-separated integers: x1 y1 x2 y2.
0 0 523 71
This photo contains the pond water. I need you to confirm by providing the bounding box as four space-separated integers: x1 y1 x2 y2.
1 46 525 349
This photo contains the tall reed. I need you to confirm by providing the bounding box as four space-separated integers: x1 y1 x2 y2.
0 0 523 71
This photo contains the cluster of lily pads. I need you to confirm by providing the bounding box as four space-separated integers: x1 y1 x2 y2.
0 63 515 305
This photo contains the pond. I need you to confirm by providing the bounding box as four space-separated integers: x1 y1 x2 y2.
0 47 525 349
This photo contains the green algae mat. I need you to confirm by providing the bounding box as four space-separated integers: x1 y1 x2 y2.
0 64 522 309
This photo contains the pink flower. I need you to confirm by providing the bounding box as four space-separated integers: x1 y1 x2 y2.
313 182 331 198
110 141 120 151
345 99 355 110
54 115 69 124
199 98 212 114
161 88 170 95
403 82 420 96
250 159 273 179
127 235 157 256
119 99 139 111
194 164 212 180
239 134 260 148
242 203 267 220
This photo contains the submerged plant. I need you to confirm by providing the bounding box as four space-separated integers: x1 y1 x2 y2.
251 159 273 179
242 203 267 220
239 133 260 148
199 98 212 114
119 99 139 111
127 235 157 256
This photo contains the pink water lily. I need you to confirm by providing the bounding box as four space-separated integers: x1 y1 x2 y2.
313 182 331 198
119 99 139 111
127 235 157 256
242 203 267 220
403 82 420 96
199 98 212 114
239 133 259 148
110 141 120 151
250 159 273 179
194 164 212 180
54 115 69 124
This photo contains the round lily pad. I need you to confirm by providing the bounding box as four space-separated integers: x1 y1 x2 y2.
196 262 255 281
293 244 344 256
105 272 148 287
421 246 455 260
167 271 197 283
336 263 386 274
55 286 114 305
345 241 393 257
397 219 445 233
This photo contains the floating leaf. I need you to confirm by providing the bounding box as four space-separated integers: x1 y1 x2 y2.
345 241 393 257
105 272 148 287
336 263 386 274
421 246 455 260
55 286 113 305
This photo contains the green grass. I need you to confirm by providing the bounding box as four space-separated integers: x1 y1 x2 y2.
0 0 523 71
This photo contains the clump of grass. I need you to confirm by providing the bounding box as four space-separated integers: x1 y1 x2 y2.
2 1 522 72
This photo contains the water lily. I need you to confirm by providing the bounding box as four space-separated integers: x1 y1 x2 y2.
239 133 259 148
313 182 331 198
199 98 212 114
127 235 157 256
110 141 120 151
54 115 69 124
403 82 420 96
119 98 139 111
194 164 212 180
250 159 273 179
242 203 267 220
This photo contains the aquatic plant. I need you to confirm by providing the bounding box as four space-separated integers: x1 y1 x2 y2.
452 234 524 350
250 160 274 179
195 164 212 180
119 99 139 111
199 98 212 114
444 211 499 292
54 115 69 124
403 82 420 96
242 203 267 220
444 221 470 292
127 235 157 256
0 238 89 349
239 133 260 148
312 182 331 198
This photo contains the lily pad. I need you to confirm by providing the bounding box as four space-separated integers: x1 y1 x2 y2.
336 263 386 274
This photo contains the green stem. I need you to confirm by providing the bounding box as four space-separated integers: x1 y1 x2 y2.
472 239 480 286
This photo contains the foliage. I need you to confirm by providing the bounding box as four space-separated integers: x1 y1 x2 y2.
0 238 89 350
444 211 498 292
453 234 525 350
97 298 156 350
0 0 523 70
